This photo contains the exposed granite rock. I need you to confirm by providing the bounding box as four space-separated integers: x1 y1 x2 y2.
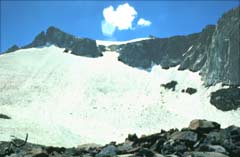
178 25 216 72
170 131 198 144
3 7 240 86
201 7 240 86
13 27 102 57
185 88 197 95
198 145 227 154
1 119 239 157
112 7 240 86
161 81 178 91
96 145 117 157
210 87 240 111
0 113 11 119
183 151 229 157
117 34 199 69
189 119 220 133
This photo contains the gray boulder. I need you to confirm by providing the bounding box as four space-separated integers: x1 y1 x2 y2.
96 145 117 157
183 151 229 157
188 119 220 133
210 87 240 111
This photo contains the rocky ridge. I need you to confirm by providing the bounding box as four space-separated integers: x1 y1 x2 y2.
113 7 239 86
5 27 102 57
0 119 239 157
3 7 239 86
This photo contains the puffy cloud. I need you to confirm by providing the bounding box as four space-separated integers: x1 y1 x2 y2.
137 18 152 27
101 3 137 36
101 20 116 37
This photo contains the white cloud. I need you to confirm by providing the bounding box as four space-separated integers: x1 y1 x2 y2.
101 20 116 37
137 18 152 27
101 3 137 36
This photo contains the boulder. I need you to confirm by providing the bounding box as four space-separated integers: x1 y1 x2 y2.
221 125 240 157
96 145 117 157
183 151 229 157
210 87 240 111
117 142 134 154
161 81 178 91
33 152 49 157
0 113 11 119
198 145 227 154
185 88 197 95
126 134 138 142
188 119 220 133
170 131 198 144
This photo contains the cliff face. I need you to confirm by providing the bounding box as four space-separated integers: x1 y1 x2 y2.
201 7 240 86
23 27 102 57
114 7 240 86
3 7 239 86
117 34 199 69
178 25 216 72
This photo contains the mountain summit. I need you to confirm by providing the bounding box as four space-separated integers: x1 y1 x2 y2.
7 26 102 57
3 7 240 86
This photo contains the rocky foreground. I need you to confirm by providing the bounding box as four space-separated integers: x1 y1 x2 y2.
0 119 239 157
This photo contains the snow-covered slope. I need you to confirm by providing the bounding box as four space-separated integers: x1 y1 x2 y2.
0 45 240 147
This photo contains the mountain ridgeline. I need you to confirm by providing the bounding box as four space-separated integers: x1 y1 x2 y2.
8 27 102 57
4 7 240 86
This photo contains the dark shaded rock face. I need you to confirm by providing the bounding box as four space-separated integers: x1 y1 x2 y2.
0 113 11 119
210 87 240 111
178 25 216 72
185 88 197 95
117 34 199 69
201 7 240 86
112 7 240 86
1 119 239 157
161 81 178 91
3 7 239 86
21 27 102 57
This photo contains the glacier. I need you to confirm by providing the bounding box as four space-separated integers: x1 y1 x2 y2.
0 42 240 147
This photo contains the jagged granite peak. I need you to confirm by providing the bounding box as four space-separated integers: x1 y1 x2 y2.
201 7 240 86
3 7 239 86
113 7 240 86
18 26 102 57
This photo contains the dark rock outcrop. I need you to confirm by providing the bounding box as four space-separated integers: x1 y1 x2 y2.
201 7 240 86
210 87 240 111
11 26 102 57
183 151 229 157
0 113 11 119
3 7 240 86
185 88 197 95
188 119 221 133
178 25 216 72
117 34 199 69
1 119 239 157
161 81 178 91
112 7 240 86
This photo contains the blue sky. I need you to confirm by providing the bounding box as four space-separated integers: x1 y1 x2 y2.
0 1 239 52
